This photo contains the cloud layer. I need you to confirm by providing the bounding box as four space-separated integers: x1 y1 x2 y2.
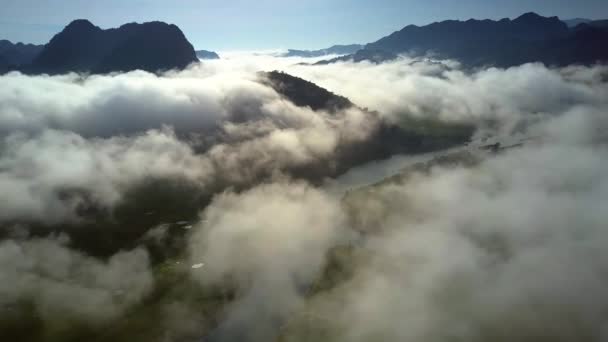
308 109 608 341
282 58 608 137
1 53 608 341
0 62 377 225
186 102 608 342
190 182 346 341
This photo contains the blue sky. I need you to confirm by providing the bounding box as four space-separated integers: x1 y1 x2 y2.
1 0 607 50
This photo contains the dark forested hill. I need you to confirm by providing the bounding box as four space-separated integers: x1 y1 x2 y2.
260 71 354 112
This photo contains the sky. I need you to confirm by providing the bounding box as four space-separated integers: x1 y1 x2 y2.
1 0 607 50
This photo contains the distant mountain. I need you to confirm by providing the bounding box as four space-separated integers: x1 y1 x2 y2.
314 49 398 65
196 50 220 60
367 13 568 53
563 18 592 27
365 12 572 66
0 40 44 67
317 12 608 68
25 19 198 74
282 44 363 58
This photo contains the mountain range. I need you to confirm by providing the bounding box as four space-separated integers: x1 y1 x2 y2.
2 12 608 74
317 12 608 67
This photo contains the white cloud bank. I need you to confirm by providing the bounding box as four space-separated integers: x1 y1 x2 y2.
0 53 607 341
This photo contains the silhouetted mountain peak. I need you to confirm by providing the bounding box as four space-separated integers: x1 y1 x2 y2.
64 19 99 32
118 21 176 31
513 12 565 30
27 19 197 74
515 12 546 22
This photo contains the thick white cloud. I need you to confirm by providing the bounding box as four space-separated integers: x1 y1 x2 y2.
0 61 377 224
290 109 608 342
0 69 268 137
281 58 608 137
181 64 608 340
189 182 347 341
0 128 214 223
1 53 608 341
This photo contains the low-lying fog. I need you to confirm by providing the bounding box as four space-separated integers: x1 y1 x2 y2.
1 51 608 341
